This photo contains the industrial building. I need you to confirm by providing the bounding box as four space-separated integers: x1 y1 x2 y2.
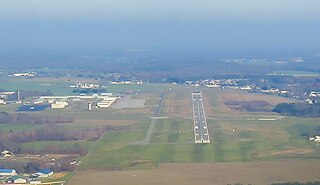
7 175 27 184
36 93 117 110
32 168 54 178
0 169 16 176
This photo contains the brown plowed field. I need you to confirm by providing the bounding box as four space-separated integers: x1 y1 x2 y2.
68 160 320 185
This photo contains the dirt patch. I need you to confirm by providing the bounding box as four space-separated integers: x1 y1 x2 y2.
69 160 320 185
238 138 252 142
225 100 272 112
50 172 67 179
259 147 315 157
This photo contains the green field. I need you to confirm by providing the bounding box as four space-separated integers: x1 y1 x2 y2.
76 85 320 171
0 124 41 131
0 78 72 95
18 140 95 154
151 119 193 144
78 115 320 170
1 78 320 176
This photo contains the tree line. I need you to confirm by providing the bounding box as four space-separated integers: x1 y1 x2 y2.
0 124 126 155
0 157 77 173
225 100 272 112
272 102 320 117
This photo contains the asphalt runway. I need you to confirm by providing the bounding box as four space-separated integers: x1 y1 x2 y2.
192 92 210 144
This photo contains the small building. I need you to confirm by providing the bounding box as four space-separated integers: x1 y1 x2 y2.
33 169 53 178
0 98 6 105
29 181 42 184
7 175 27 184
1 150 14 158
51 101 68 109
0 169 16 176
88 102 92 111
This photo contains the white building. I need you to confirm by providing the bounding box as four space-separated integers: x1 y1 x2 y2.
0 98 6 105
309 91 320 97
1 150 13 157
51 101 68 109
10 73 35 77
8 176 27 184
33 169 53 178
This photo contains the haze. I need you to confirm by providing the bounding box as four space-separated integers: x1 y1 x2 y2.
1 0 320 58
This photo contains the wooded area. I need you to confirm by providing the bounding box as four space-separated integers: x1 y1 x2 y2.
225 100 272 112
273 103 320 117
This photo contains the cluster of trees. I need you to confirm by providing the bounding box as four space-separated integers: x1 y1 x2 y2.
225 100 272 112
273 103 320 117
0 124 111 148
0 124 125 155
0 112 73 124
0 161 40 174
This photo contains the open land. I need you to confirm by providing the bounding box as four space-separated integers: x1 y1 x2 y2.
0 78 319 185
69 160 320 185
69 85 319 185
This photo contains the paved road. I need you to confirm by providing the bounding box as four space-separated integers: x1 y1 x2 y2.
192 92 210 144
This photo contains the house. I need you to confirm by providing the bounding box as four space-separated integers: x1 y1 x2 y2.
0 169 16 176
7 175 27 184
33 169 53 178
2 150 14 158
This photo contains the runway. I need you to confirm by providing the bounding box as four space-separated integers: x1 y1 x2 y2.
192 92 210 144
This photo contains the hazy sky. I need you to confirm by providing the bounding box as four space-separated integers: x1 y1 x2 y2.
1 0 320 57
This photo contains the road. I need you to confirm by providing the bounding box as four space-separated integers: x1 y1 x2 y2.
192 92 210 144
130 91 166 145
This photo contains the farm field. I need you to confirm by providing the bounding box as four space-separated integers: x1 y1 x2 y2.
203 89 296 116
68 160 320 185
